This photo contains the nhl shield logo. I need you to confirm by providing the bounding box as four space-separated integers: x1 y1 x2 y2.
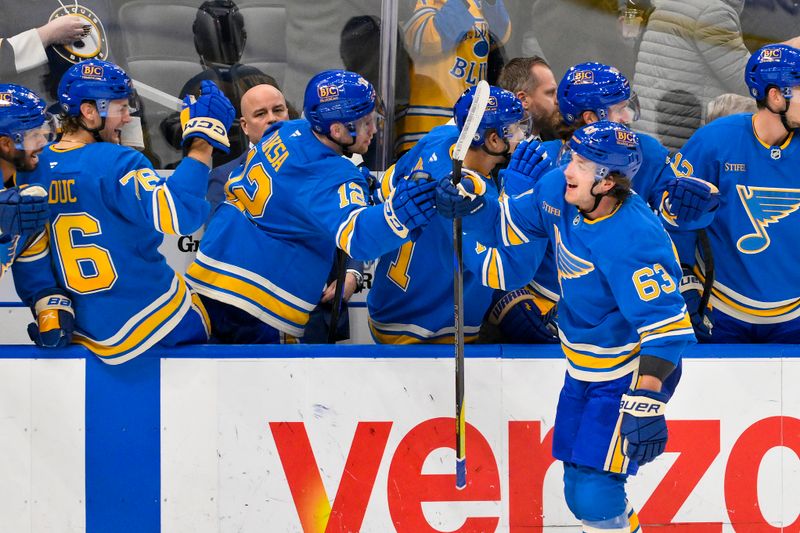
48 4 110 64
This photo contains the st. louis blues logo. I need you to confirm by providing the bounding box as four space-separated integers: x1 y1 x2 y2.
49 3 110 64
736 185 800 254
554 226 594 290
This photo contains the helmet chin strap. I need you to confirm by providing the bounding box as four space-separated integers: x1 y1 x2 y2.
766 91 795 134
326 124 357 157
580 180 613 215
79 116 106 143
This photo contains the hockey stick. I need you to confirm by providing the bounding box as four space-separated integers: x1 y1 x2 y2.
133 79 184 112
327 249 348 344
452 79 490 490
697 229 714 321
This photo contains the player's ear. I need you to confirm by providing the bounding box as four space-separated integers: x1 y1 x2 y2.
0 135 13 155
484 129 504 152
582 110 598 124
79 101 98 123
598 176 615 194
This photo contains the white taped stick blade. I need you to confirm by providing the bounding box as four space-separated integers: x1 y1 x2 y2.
453 80 490 163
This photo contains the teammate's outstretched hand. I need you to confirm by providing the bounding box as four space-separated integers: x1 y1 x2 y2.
27 289 75 349
384 170 438 239
619 388 670 465
436 170 486 219
181 80 236 153
679 266 713 341
487 287 558 343
0 185 50 238
503 139 549 190
663 176 719 225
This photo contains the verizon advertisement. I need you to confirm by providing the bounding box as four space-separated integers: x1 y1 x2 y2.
161 357 800 532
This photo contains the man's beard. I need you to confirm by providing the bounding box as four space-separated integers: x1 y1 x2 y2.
13 151 36 172
537 110 563 141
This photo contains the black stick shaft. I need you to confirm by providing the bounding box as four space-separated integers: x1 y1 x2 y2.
327 249 348 344
453 161 466 489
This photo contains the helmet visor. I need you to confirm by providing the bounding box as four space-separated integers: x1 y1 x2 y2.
99 92 139 118
502 113 534 144
607 92 640 125
351 109 383 137
17 113 57 152
557 145 609 181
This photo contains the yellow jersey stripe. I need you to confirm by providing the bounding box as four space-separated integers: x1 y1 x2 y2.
336 208 363 255
483 248 503 289
562 343 639 370
640 313 693 341
369 321 479 345
74 276 189 357
696 267 800 317
186 262 310 327
190 291 211 338
154 186 178 235
18 230 49 259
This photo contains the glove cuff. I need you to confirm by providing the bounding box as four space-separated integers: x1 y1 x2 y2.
488 287 535 324
182 116 230 148
679 273 702 294
33 290 74 317
384 189 410 238
620 390 668 417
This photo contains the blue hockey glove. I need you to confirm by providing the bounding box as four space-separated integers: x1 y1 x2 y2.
680 267 713 341
433 0 476 51
0 185 49 238
503 139 549 193
482 0 510 35
27 289 75 349
487 287 558 343
619 388 670 465
384 171 437 239
436 170 486 219
662 176 720 225
180 80 236 153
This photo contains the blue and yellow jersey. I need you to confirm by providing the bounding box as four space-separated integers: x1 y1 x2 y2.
668 113 800 324
367 125 505 343
466 169 695 381
187 119 423 338
505 135 673 311
13 142 210 364
396 0 511 153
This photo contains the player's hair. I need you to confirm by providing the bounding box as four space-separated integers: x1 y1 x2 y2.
607 171 633 202
59 115 83 135
706 93 757 123
497 56 550 95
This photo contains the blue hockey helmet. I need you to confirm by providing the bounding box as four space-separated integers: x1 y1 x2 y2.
558 62 639 125
304 69 376 135
453 85 527 147
745 44 800 100
58 59 135 117
0 84 55 150
566 120 642 180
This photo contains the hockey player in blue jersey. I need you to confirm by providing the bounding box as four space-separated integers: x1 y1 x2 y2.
438 121 695 532
664 43 800 342
489 62 716 344
186 70 439 343
0 83 73 348
0 83 53 280
13 59 236 363
367 85 541 344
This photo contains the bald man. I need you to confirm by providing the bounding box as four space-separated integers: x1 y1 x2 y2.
207 83 290 210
